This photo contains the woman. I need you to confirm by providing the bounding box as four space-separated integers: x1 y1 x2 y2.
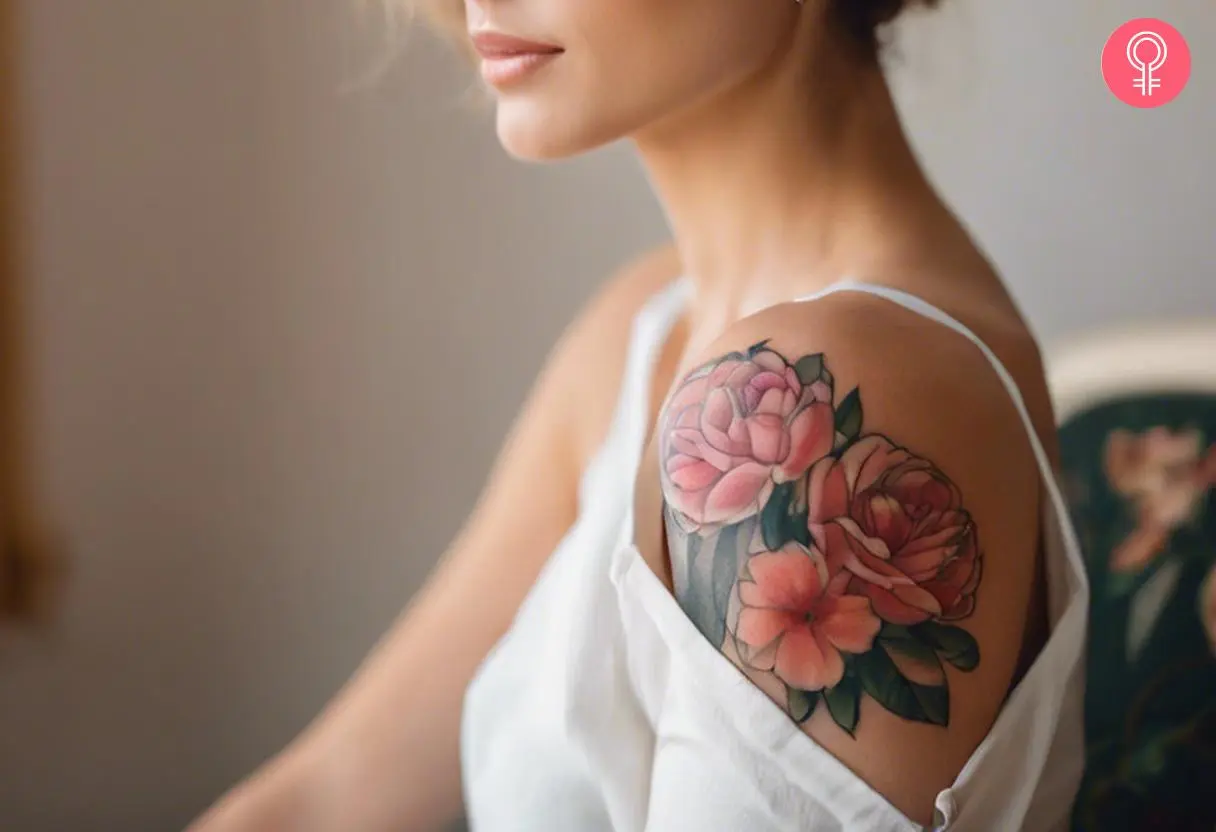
190 0 1088 828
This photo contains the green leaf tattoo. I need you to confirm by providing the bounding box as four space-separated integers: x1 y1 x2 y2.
759 481 801 551
856 647 950 727
788 688 820 724
835 386 863 445
793 353 825 386
911 621 981 672
822 672 862 736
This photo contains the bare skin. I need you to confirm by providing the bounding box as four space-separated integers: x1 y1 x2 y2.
190 1 1061 828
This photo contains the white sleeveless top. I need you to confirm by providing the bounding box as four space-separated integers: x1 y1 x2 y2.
461 279 1089 831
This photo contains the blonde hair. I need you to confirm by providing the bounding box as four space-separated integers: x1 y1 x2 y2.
413 0 465 39
383 0 472 61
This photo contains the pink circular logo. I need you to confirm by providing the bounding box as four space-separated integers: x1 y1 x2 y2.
1102 19 1191 108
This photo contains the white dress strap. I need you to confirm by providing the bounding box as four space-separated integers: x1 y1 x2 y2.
608 277 694 548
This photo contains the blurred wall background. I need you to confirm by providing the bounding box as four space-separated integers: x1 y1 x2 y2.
0 0 1211 829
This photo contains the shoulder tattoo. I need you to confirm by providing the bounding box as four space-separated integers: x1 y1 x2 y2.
659 341 983 734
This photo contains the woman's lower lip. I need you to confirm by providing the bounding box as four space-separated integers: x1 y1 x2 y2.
479 52 560 87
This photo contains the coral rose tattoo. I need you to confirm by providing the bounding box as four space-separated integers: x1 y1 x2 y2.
660 341 982 733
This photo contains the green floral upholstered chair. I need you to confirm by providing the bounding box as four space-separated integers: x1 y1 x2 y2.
1051 322 1216 831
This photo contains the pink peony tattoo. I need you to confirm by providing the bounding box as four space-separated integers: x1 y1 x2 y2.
660 344 835 531
807 435 982 626
663 341 983 734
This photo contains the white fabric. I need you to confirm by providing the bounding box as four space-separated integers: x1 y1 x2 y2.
461 278 1089 831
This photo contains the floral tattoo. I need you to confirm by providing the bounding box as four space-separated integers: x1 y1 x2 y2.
660 341 983 733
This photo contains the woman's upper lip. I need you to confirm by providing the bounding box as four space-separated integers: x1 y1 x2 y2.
469 31 563 58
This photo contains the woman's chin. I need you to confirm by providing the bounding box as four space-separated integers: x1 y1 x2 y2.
493 97 626 162
496 128 570 162
495 110 585 162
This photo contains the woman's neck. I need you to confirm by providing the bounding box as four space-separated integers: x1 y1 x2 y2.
632 45 948 336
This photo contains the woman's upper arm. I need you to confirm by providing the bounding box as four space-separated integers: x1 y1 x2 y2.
658 295 1041 825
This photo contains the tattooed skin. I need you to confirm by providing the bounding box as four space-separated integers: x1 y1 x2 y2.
659 341 983 734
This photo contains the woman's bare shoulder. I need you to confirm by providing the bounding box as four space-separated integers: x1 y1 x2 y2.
568 243 683 350
547 243 684 460
656 290 1046 824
